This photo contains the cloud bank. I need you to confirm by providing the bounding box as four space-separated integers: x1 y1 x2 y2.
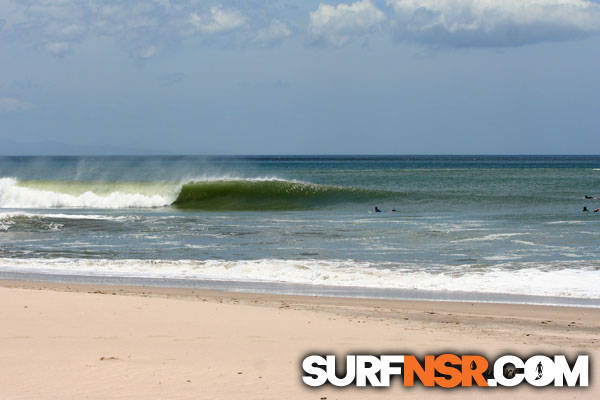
385 0 600 46
0 1 261 58
1 0 599 57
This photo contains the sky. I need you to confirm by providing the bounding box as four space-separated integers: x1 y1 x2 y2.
0 0 599 155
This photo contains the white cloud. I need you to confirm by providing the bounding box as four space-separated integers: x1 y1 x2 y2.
0 97 32 112
190 7 246 34
386 0 600 46
137 45 158 59
254 20 292 43
309 0 386 46
45 41 71 57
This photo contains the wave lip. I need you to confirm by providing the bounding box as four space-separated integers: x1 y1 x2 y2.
172 179 394 211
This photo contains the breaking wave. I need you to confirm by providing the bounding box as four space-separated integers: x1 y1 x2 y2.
0 178 175 209
0 177 394 210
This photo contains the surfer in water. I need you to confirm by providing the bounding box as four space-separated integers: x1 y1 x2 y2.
374 206 381 213
583 206 589 212
584 195 593 199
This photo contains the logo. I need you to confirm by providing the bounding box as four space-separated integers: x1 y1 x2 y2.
301 354 589 388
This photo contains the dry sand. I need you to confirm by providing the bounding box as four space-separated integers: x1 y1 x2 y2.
0 279 598 399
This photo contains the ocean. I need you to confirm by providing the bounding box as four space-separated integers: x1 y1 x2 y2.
1 155 599 305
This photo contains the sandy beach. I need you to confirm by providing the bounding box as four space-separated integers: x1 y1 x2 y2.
0 280 597 399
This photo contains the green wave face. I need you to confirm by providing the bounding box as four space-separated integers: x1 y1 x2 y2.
172 180 393 211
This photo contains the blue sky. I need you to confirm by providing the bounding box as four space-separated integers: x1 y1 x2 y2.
1 0 599 154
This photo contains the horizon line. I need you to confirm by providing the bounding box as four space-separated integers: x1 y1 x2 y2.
1 154 600 157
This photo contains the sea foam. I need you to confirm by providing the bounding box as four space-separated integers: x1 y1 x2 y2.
0 178 174 209
0 258 598 299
